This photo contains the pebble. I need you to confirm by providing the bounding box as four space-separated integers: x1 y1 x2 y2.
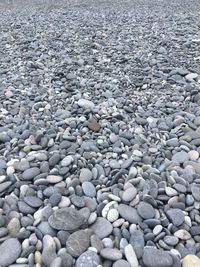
48 207 85 231
0 238 22 266
82 181 96 197
77 99 95 109
174 229 191 240
124 244 139 267
172 151 189 164
76 250 100 267
113 259 131 267
107 208 119 222
90 217 113 239
100 248 122 261
182 254 200 267
118 204 141 224
137 202 155 219
142 247 173 267
122 187 137 202
166 208 184 226
66 230 91 257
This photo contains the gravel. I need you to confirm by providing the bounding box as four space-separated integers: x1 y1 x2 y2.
0 0 200 265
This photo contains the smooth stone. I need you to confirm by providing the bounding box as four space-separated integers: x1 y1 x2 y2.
0 238 22 266
142 247 173 267
66 230 91 257
90 235 103 253
174 229 191 240
82 182 96 197
164 236 179 246
185 73 198 81
48 207 85 231
61 156 73 167
42 235 57 266
18 201 36 214
188 150 199 161
38 221 56 236
0 181 12 193
46 175 63 184
118 204 141 224
137 202 155 219
122 187 137 202
23 196 43 208
50 257 62 267
107 209 119 222
191 184 200 201
22 168 40 180
182 254 200 267
79 168 93 183
172 151 189 164
7 218 21 237
166 208 184 226
88 122 101 132
113 259 131 267
129 230 144 259
90 217 113 239
77 99 95 109
124 244 139 267
100 248 122 261
75 250 100 267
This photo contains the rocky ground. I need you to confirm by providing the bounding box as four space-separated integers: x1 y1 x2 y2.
0 0 200 266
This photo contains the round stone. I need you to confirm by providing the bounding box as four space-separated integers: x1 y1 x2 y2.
182 254 200 267
66 230 91 257
191 184 200 201
77 99 94 109
82 182 96 197
124 244 139 267
76 250 100 267
171 151 189 164
122 187 137 202
188 150 199 161
90 217 113 239
46 175 63 183
100 248 122 261
0 238 22 266
61 156 73 167
174 229 191 240
107 209 119 222
118 204 141 224
23 196 43 208
79 168 93 183
166 208 184 226
137 202 155 219
22 167 40 180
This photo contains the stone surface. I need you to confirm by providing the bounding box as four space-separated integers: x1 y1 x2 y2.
48 207 85 231
118 204 141 224
142 247 173 267
0 238 22 266
90 217 113 239
76 250 100 267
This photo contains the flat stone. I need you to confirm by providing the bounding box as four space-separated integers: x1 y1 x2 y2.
129 230 144 259
48 207 85 231
188 150 199 161
124 244 139 267
66 230 91 257
0 181 12 193
174 229 191 240
22 167 40 180
100 248 122 261
61 156 73 167
166 208 184 226
172 151 189 164
137 202 155 219
182 254 200 267
107 209 119 222
76 250 100 267
142 247 173 267
79 168 93 183
88 122 101 132
90 217 113 239
23 196 43 208
118 204 141 224
122 187 137 202
77 99 95 109
82 182 96 197
185 73 198 81
191 184 200 201
0 238 21 266
46 175 63 183
164 236 179 246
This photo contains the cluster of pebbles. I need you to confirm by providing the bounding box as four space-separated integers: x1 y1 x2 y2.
0 0 200 266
